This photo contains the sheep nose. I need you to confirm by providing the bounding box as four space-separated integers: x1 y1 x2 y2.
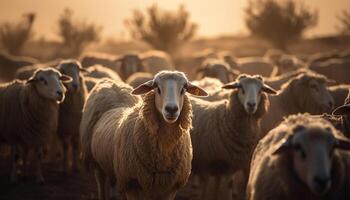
313 175 330 190
165 105 179 115
56 91 63 99
247 102 256 108
72 83 79 90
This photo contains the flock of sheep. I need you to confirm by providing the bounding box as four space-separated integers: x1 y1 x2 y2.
0 48 350 200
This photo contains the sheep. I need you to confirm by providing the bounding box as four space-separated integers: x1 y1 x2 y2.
81 52 144 81
0 68 72 183
264 68 309 90
309 58 350 84
328 91 350 138
232 57 279 78
328 85 350 109
55 60 87 173
196 58 238 84
189 74 277 200
247 114 350 200
141 50 175 75
275 54 305 74
192 77 224 93
80 71 208 200
84 64 122 82
84 76 99 92
260 72 335 137
0 52 39 81
125 72 153 88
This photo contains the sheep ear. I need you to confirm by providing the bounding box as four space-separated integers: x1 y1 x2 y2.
186 82 208 97
272 135 294 155
262 84 277 94
222 82 241 90
60 75 73 83
335 138 350 150
26 77 37 84
132 80 155 95
79 67 88 72
332 104 350 116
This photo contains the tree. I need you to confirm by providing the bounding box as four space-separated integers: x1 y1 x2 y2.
125 4 197 55
0 13 35 55
337 10 350 35
57 8 101 57
245 0 318 51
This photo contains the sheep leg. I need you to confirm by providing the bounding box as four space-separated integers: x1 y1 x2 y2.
71 136 79 173
95 167 107 200
34 147 44 184
10 145 19 184
61 138 69 173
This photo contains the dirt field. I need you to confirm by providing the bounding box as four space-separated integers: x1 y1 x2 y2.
0 158 98 200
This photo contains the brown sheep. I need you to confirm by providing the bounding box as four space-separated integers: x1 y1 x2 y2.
84 64 123 82
125 72 153 88
141 50 175 75
0 52 39 81
196 58 238 84
56 60 87 173
0 68 72 183
80 71 208 200
247 114 350 200
309 58 350 84
189 74 277 200
261 72 335 137
328 85 350 109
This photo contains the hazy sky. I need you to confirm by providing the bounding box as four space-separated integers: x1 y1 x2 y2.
0 0 349 40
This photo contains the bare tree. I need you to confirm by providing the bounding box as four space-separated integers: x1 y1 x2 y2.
245 0 318 51
125 4 197 55
0 13 35 55
338 10 350 35
57 8 101 57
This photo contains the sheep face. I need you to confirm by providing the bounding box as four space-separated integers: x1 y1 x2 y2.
27 69 72 103
222 75 276 114
132 71 208 123
273 125 350 196
57 60 86 92
117 54 144 79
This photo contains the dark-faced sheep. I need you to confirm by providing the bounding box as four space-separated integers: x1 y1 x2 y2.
0 68 72 183
56 60 87 173
189 74 277 200
261 72 335 137
80 71 208 200
247 114 350 200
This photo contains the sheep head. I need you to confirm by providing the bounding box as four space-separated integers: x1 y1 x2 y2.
116 53 144 80
132 70 208 124
56 59 86 92
222 74 277 114
273 119 350 196
27 68 72 104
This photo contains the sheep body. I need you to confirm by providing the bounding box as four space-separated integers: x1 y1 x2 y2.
81 77 193 199
85 64 123 82
309 58 350 84
141 50 174 75
234 57 278 77
126 72 153 88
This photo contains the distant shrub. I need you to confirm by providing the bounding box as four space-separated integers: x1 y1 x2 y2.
125 4 197 55
0 13 35 55
338 10 350 35
57 8 101 57
245 0 318 51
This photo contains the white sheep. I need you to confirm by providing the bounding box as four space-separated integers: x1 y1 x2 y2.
189 74 277 200
80 71 208 200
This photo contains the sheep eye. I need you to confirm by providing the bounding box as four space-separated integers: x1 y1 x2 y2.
157 87 161 94
39 77 48 85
